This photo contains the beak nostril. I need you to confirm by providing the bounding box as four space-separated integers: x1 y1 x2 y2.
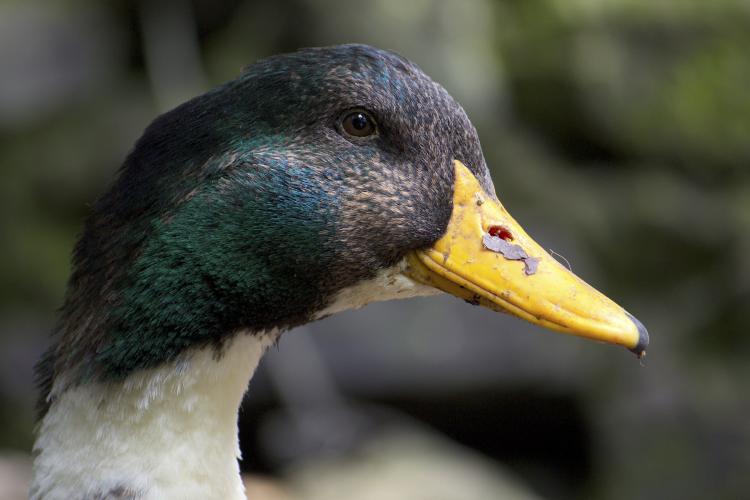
488 225 513 242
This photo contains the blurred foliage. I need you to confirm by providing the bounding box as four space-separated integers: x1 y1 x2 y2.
1 1 748 499
500 0 750 178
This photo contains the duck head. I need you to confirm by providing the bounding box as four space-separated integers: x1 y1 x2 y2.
41 44 647 401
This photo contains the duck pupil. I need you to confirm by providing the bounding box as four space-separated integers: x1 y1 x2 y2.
352 113 368 130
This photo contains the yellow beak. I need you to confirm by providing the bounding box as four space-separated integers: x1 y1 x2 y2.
405 160 648 356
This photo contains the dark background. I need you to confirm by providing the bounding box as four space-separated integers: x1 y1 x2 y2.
1 1 748 499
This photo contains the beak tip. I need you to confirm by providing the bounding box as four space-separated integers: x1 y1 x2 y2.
626 312 649 357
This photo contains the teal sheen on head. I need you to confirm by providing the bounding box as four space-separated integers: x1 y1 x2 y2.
37 44 491 407
98 160 339 377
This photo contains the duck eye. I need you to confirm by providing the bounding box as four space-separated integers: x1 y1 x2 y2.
341 110 376 138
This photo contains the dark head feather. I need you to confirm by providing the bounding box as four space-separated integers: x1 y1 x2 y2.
37 44 492 414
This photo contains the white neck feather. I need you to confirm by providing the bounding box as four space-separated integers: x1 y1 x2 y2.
30 333 275 500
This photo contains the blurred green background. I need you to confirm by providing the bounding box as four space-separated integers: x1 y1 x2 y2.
1 0 749 499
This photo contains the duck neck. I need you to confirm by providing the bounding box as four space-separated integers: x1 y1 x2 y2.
31 332 275 500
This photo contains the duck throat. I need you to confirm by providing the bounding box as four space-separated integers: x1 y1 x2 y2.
31 332 275 500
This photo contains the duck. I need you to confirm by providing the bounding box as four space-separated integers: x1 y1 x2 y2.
29 44 648 500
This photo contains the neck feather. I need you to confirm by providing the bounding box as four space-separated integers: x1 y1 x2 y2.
31 263 437 499
31 332 275 500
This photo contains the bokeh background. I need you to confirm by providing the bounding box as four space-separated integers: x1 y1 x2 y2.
1 0 749 499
